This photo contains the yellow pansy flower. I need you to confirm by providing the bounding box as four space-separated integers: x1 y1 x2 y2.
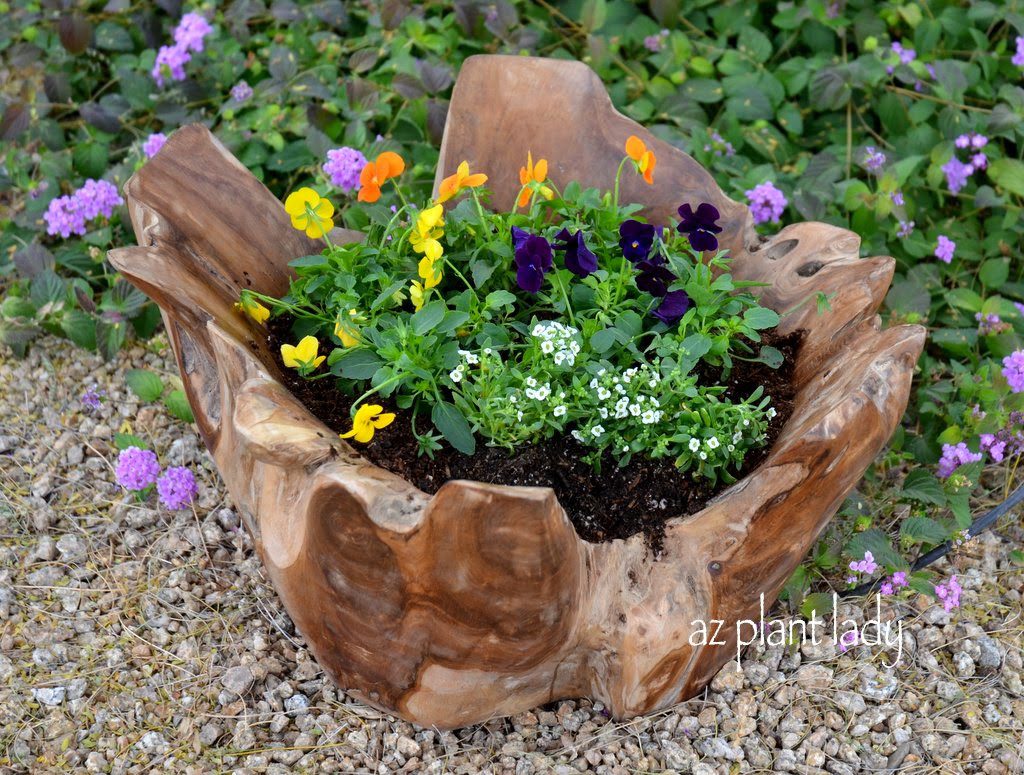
410 281 426 311
334 309 360 347
518 151 554 208
233 295 270 324
437 161 488 203
340 404 396 443
418 256 442 288
280 335 326 371
284 187 335 239
409 204 445 261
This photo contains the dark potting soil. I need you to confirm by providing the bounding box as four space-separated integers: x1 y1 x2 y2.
266 318 801 551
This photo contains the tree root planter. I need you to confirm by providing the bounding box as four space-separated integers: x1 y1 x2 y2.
108 55 925 729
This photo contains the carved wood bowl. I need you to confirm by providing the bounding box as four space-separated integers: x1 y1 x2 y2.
108 56 925 729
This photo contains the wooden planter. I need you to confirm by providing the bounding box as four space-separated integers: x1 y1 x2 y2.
108 56 925 729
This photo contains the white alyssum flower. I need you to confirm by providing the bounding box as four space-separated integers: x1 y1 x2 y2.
571 430 585 442
732 431 743 443
699 451 708 460
767 407 777 419
592 425 605 437
541 340 555 354
707 436 720 449
458 349 479 365
597 387 612 401
641 409 657 424
525 376 538 388
449 367 463 383
688 438 700 452
553 405 567 417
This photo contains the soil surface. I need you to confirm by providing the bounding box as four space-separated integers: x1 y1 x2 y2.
268 319 801 549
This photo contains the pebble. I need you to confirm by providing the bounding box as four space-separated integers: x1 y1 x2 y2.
221 665 255 697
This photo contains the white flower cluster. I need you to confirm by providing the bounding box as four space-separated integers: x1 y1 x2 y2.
588 365 664 426
511 375 568 422
449 347 494 384
531 321 581 367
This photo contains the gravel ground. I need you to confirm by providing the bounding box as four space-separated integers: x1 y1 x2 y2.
1 335 1023 774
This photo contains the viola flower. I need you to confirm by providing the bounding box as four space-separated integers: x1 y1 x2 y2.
837 630 858 653
280 335 326 372
334 309 360 347
745 181 787 225
115 447 161 492
409 281 426 311
410 204 445 261
418 256 442 289
891 191 905 206
358 151 406 203
81 388 104 411
625 135 657 185
512 229 553 294
863 146 886 171
234 294 270 324
849 551 878 575
619 219 656 263
517 152 553 208
652 289 690 325
142 133 167 159
553 228 598 277
1003 350 1024 393
635 259 676 297
284 187 335 239
676 202 722 252
897 220 914 238
437 160 488 203
340 404 396 444
324 147 367 193
157 466 198 510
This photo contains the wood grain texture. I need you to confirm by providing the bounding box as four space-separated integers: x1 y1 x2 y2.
108 56 925 729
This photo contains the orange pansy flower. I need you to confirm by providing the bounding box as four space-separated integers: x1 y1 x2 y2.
517 151 554 208
437 161 488 203
358 151 406 203
625 135 657 185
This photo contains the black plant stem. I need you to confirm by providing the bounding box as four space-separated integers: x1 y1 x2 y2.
839 480 1024 598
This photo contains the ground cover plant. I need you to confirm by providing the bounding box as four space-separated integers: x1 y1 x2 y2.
3 0 1024 608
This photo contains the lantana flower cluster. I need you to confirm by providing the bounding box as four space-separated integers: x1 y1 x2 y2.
114 446 198 510
942 133 989 194
43 179 123 238
151 11 213 87
247 133 785 479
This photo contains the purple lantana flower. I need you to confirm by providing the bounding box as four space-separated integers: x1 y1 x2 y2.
230 81 253 102
934 575 962 612
44 179 123 238
323 147 367 193
1014 36 1024 68
863 147 886 171
553 228 598 277
935 235 956 263
618 219 656 263
512 228 552 293
941 156 972 194
173 12 213 53
897 220 914 238
677 202 722 252
1003 350 1024 393
745 182 787 225
937 442 983 479
652 290 690 325
115 447 161 491
157 466 199 510
142 133 167 159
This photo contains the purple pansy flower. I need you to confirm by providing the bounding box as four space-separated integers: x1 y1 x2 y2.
618 219 656 263
652 290 690 325
635 259 676 297
676 202 722 252
512 228 552 294
553 228 598 277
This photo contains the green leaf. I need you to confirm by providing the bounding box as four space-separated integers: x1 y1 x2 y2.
411 301 446 335
900 516 948 545
988 157 1024 198
125 369 164 403
333 349 384 379
754 345 784 369
30 270 65 311
73 143 109 178
847 529 903 570
485 290 516 311
114 433 148 451
163 390 195 424
61 310 96 350
680 333 712 360
901 469 946 505
800 592 834 620
289 254 330 269
590 328 617 353
743 306 780 330
95 319 127 361
979 258 1009 289
431 401 476 455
